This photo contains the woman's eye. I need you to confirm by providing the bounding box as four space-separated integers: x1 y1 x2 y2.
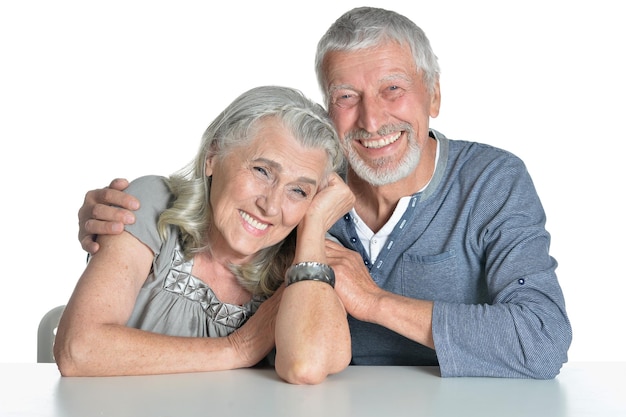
292 187 308 198
254 166 270 177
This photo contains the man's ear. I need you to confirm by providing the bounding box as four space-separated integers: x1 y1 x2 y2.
429 80 441 118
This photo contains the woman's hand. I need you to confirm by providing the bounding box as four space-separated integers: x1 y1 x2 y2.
227 286 284 367
293 172 354 262
305 172 355 231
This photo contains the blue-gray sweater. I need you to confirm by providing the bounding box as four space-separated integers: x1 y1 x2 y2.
328 130 572 378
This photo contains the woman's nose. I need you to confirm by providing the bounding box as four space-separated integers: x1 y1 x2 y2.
257 188 281 217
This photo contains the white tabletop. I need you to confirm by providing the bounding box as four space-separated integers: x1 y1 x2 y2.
1 362 624 417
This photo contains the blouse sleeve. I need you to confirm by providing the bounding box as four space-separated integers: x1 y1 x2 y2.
123 175 173 256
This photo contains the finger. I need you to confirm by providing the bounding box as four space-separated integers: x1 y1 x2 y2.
324 239 344 251
78 188 138 229
78 217 124 253
107 178 130 191
326 172 344 187
91 201 137 224
96 187 140 211
83 218 125 236
78 205 128 244
80 236 100 255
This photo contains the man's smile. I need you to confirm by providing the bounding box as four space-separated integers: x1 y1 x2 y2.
359 132 402 149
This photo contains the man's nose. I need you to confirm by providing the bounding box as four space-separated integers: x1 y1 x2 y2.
357 95 385 133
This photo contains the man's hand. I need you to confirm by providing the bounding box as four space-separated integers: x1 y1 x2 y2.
324 239 381 321
78 178 140 255
325 239 435 349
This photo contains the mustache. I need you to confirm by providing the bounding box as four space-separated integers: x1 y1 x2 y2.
344 123 414 141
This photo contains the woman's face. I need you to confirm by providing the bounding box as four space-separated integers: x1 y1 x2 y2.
205 117 328 263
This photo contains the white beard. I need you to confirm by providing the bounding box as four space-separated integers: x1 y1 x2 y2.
344 124 421 186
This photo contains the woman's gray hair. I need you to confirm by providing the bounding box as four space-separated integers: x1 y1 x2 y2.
158 86 343 297
315 7 441 106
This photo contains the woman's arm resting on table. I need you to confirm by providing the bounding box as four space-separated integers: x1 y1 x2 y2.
274 173 354 385
55 231 276 377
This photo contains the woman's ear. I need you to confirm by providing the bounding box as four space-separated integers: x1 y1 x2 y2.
205 154 215 177
205 142 220 177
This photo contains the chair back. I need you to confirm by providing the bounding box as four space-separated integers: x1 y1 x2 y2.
37 305 65 363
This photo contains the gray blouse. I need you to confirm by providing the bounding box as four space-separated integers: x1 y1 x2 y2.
123 175 263 337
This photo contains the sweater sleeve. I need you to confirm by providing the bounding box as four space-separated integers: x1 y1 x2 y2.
432 153 572 379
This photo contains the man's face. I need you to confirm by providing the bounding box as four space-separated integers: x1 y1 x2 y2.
323 41 440 186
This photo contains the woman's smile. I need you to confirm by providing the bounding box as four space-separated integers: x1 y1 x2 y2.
239 210 270 233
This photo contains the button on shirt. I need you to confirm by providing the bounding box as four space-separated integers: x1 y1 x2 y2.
352 197 411 264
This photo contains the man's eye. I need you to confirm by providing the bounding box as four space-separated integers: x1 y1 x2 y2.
333 93 359 108
254 166 269 177
383 85 405 100
386 85 404 93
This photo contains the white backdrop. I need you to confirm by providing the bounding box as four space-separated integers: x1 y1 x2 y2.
1 0 624 363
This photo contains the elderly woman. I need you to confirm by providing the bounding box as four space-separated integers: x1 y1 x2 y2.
54 86 354 384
